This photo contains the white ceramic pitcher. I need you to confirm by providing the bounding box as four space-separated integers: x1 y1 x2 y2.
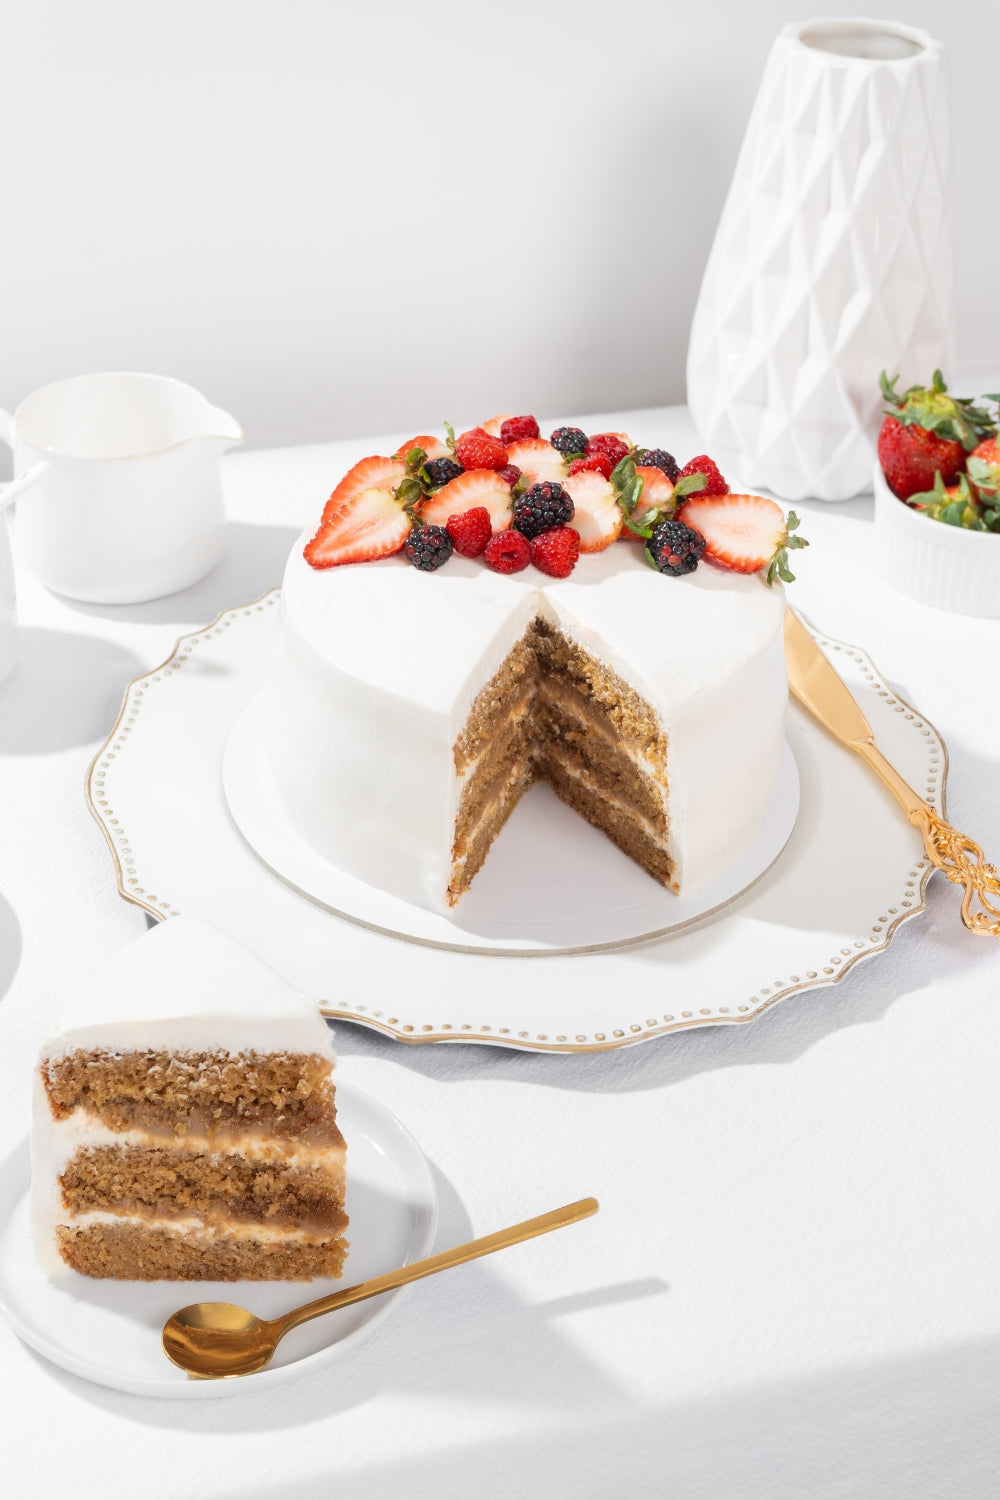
0 372 243 604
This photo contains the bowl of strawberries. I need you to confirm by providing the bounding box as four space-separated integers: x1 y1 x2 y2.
874 370 1000 616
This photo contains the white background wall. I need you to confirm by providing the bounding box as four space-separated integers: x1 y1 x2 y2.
1 0 996 451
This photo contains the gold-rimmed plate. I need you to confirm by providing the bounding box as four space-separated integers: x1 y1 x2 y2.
87 591 945 1052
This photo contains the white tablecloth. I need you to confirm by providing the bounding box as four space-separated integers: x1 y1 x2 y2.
2 406 1000 1500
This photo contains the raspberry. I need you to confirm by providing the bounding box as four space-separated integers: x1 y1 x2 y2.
645 519 705 576
567 452 613 480
424 456 464 488
445 506 492 558
455 428 508 471
500 415 540 445
483 530 531 574
530 526 579 578
636 448 680 482
512 481 574 539
497 464 521 487
550 426 589 454
586 433 630 469
405 524 454 571
677 454 728 496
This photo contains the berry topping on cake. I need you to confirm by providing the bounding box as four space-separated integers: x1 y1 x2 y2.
419 469 513 532
567 452 614 480
513 481 575 539
320 456 406 526
424 456 464 488
676 494 808 585
395 435 450 462
530 526 579 578
645 519 706 576
586 432 630 469
677 454 728 495
550 426 589 455
634 465 677 515
505 438 566 485
497 464 521 488
500 415 540 445
405 524 454 571
877 370 995 499
636 448 680 482
305 486 413 569
481 414 514 438
445 507 493 557
455 427 508 471
563 470 621 551
483 529 531 574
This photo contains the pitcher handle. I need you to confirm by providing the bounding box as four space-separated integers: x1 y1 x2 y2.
0 407 14 448
0 460 50 515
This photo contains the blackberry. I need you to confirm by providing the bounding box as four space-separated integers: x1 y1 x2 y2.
512 481 575 539
550 426 589 454
405 524 454 571
637 448 680 482
424 456 464 487
645 519 705 576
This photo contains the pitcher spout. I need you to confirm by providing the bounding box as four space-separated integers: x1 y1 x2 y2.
200 404 244 452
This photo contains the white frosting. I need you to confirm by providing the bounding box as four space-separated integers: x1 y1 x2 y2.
32 917 337 1274
38 916 334 1059
258 535 788 914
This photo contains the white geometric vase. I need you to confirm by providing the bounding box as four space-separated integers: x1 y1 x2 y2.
686 19 954 502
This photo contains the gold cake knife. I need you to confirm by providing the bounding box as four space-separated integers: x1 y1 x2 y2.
784 608 1000 938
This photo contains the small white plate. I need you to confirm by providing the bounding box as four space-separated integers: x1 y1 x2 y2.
0 1083 437 1399
223 693 800 955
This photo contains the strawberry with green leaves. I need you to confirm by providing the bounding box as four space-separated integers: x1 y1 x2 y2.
877 370 997 500
909 471 1000 533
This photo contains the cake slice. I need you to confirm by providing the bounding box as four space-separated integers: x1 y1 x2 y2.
32 918 348 1281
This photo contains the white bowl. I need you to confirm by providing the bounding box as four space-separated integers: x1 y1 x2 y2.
873 463 1000 616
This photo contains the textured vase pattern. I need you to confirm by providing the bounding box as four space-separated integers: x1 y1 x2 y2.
686 21 954 502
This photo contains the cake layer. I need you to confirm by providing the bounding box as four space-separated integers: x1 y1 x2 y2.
41 1048 342 1143
541 754 676 886
59 1143 347 1232
263 538 788 912
56 1220 349 1281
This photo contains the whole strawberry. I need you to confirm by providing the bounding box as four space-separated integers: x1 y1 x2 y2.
877 370 995 500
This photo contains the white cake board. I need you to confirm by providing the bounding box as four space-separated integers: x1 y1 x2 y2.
222 695 800 956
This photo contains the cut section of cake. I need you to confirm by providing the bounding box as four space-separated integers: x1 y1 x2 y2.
32 918 348 1281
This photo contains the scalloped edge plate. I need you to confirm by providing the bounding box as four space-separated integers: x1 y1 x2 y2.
86 591 947 1052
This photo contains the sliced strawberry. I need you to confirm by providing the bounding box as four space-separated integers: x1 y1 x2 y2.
481 413 514 438
395 434 449 462
634 465 676 513
419 469 513 532
305 487 412 569
676 493 808 584
563 471 621 552
321 456 406 525
505 438 566 485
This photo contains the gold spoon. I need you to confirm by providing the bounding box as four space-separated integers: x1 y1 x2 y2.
162 1196 599 1379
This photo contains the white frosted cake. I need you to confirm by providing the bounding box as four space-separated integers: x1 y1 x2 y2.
33 918 348 1281
258 540 787 914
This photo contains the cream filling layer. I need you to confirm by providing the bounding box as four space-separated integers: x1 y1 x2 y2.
59 1210 343 1245
46 1109 346 1176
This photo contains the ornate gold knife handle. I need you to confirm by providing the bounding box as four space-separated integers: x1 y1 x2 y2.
908 806 1000 938
852 738 1000 940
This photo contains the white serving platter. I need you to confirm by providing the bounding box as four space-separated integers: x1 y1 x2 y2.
223 693 800 955
86 590 946 1053
0 1082 437 1399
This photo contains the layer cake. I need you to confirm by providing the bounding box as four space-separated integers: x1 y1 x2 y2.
32 918 348 1281
259 538 787 914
